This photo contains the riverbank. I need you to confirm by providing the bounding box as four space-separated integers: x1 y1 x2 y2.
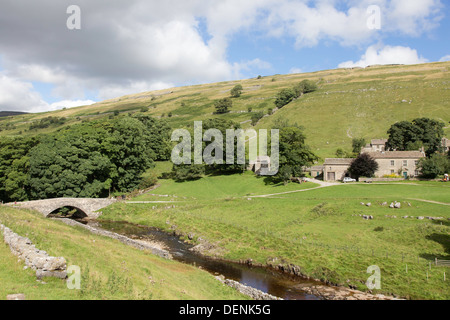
0 206 248 300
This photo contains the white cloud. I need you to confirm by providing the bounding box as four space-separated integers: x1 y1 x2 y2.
0 1 445 112
439 55 450 62
0 73 96 112
338 44 428 68
289 67 303 74
0 74 47 112
234 58 272 74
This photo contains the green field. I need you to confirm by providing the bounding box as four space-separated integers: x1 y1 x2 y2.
0 206 247 300
101 173 450 300
1 62 449 159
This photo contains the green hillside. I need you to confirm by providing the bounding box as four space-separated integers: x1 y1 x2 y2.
1 62 449 159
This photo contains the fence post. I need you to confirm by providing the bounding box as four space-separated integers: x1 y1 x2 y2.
435 258 438 266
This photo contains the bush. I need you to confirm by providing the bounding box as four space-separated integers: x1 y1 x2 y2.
275 88 297 109
214 98 232 114
295 80 318 96
348 153 379 180
251 111 264 126
138 171 158 189
230 85 243 98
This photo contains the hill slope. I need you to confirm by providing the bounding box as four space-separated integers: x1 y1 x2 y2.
1 62 449 159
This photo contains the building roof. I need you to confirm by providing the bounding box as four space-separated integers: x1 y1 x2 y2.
371 139 388 145
324 158 354 165
364 151 425 159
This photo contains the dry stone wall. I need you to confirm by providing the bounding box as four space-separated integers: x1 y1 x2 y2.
0 224 67 279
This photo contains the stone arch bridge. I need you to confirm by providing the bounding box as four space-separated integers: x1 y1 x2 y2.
6 198 117 219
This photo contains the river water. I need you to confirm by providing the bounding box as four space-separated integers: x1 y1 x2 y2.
90 220 322 300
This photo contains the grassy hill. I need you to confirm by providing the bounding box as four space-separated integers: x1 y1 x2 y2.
1 61 449 159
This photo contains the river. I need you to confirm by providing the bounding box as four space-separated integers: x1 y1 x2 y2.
88 219 322 300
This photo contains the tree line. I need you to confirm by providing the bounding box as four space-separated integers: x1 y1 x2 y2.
0 115 171 203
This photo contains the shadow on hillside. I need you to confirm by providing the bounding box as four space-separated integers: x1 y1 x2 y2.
420 233 450 260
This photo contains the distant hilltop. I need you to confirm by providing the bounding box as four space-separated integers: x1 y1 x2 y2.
0 111 28 118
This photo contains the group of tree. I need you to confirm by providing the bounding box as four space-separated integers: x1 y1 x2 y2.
386 118 445 157
171 119 245 182
275 80 318 109
0 115 172 203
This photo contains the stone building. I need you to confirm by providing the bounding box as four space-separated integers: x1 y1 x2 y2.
249 156 271 176
361 139 388 153
321 151 425 181
366 151 425 179
323 158 354 181
442 138 450 153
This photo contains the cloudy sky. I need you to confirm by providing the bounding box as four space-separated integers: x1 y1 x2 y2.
0 0 449 112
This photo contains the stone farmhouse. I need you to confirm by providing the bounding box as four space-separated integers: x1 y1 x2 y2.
310 138 427 182
320 151 425 182
361 139 388 153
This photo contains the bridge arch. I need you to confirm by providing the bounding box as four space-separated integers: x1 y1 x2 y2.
47 206 89 220
7 198 117 219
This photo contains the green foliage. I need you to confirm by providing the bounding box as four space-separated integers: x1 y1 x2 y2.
140 106 149 113
387 118 445 157
251 111 264 126
348 153 379 179
230 85 243 98
202 118 244 174
213 98 232 114
0 137 39 202
274 88 297 109
172 164 205 182
295 80 318 96
352 138 366 154
277 126 318 180
23 115 169 200
275 80 318 109
29 116 66 130
418 153 450 179
335 148 347 158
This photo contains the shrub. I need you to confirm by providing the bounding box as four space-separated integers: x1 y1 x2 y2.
230 85 243 98
214 98 232 114
275 88 297 109
251 111 264 126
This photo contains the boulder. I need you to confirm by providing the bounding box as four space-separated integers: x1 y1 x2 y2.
7 294 26 300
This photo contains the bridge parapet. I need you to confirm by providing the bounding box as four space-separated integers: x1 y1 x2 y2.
4 198 117 219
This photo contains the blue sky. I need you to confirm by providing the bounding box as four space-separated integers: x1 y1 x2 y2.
0 0 449 112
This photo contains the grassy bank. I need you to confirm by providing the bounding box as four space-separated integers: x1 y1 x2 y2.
102 178 450 300
0 206 247 300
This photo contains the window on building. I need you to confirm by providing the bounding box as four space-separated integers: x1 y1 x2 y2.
391 170 395 175
391 160 395 166
403 160 408 167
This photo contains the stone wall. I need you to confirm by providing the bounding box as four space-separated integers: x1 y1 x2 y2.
215 276 282 300
0 224 67 279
